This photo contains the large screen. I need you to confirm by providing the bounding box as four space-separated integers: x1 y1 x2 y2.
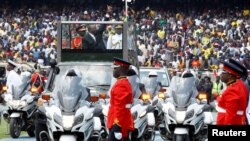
60 22 124 62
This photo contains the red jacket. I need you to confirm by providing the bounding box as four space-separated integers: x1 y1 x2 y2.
107 78 134 138
216 79 248 125
31 73 44 93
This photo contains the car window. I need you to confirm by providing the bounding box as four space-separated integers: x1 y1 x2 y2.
140 70 170 87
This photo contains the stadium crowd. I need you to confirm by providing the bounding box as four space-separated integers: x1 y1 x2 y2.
0 0 249 71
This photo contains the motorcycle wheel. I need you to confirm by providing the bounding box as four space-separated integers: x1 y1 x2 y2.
35 121 49 141
10 118 22 138
27 127 35 137
88 136 101 141
173 134 190 141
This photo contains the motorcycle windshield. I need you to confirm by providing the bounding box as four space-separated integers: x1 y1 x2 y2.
11 72 31 99
145 78 158 96
57 76 85 113
127 75 141 99
171 77 196 108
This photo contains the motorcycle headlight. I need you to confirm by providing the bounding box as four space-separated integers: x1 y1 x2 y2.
185 109 194 120
73 114 84 126
141 93 151 102
139 111 147 118
158 92 165 99
168 108 176 119
62 115 74 130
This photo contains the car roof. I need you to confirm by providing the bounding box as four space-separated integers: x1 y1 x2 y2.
139 67 167 72
58 61 113 66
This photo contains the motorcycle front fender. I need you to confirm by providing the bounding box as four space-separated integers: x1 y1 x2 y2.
147 112 155 126
93 117 102 131
10 112 21 118
174 127 188 135
59 135 77 141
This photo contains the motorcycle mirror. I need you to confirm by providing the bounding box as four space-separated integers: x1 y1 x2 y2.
42 94 50 101
99 93 106 99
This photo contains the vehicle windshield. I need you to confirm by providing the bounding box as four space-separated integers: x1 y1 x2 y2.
170 77 196 108
51 64 113 96
140 70 170 87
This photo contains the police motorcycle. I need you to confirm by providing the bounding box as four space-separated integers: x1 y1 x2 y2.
38 68 103 141
143 71 164 130
101 77 156 141
159 73 210 141
3 70 39 138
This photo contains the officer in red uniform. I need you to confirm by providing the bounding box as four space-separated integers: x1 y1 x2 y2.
107 57 134 141
216 61 249 125
30 64 44 94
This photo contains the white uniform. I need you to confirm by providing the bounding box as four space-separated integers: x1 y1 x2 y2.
107 34 122 49
6 70 22 94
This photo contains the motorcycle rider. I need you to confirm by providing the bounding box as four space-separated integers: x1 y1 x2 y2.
107 57 134 141
145 70 162 98
197 76 213 104
216 61 248 125
127 65 141 99
6 59 22 95
30 63 44 94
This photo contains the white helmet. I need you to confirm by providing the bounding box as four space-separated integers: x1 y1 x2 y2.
181 70 196 78
148 70 157 76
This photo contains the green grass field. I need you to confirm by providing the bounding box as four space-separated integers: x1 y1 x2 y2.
0 117 27 139
0 117 10 139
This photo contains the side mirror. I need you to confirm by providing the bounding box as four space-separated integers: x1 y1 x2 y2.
42 94 51 101
49 59 57 68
